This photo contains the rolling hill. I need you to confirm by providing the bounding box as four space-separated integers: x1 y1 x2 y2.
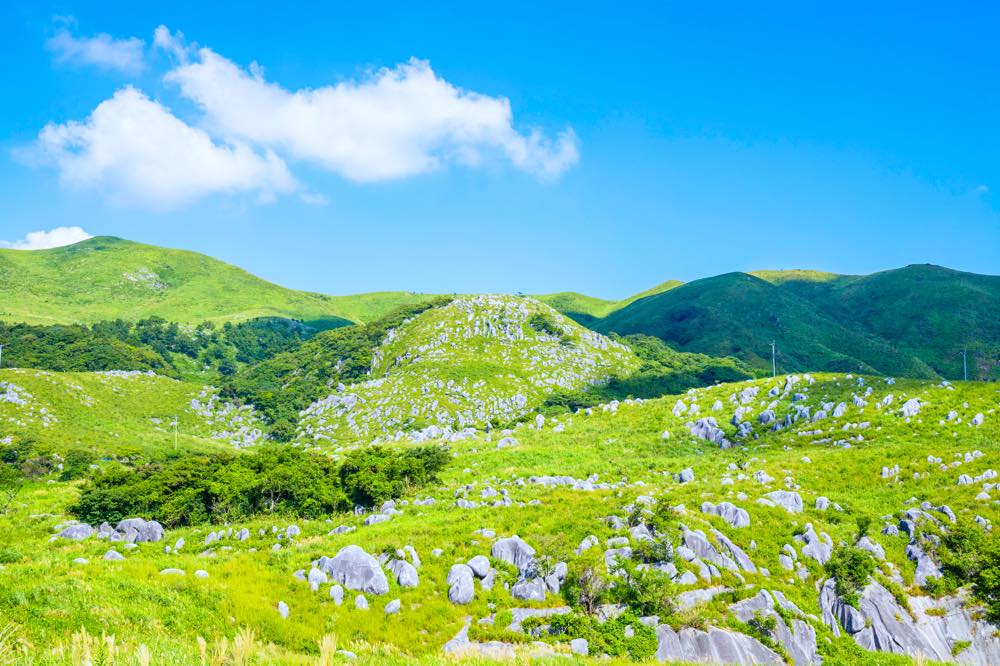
0 236 432 327
584 265 1000 381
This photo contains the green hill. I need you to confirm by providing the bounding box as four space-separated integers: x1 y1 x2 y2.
593 272 938 378
536 280 683 325
567 265 999 381
0 236 431 327
761 264 1000 380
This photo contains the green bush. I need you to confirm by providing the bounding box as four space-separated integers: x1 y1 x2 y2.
548 612 657 660
825 545 876 607
71 444 448 527
935 519 1000 621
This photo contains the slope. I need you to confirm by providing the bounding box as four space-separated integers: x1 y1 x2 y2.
536 279 683 325
593 272 938 378
0 236 432 326
294 295 641 448
766 264 1000 381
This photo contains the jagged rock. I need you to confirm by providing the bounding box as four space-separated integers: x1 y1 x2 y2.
655 624 783 664
330 585 344 605
467 555 490 578
320 545 389 595
115 518 164 543
576 535 599 554
355 594 368 610
905 542 942 586
857 536 885 560
765 490 803 514
731 590 820 665
686 417 732 448
796 524 833 564
386 559 419 587
900 398 921 417
701 502 751 528
676 467 696 483
102 550 124 561
711 530 756 572
277 601 289 618
570 638 588 655
491 535 537 577
384 598 401 614
511 578 547 601
448 564 475 604
59 524 95 540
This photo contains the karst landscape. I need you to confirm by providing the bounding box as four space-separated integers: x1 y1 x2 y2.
0 237 997 665
3 4 1000 665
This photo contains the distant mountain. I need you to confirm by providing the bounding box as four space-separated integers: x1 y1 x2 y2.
0 236 432 327
585 265 1000 380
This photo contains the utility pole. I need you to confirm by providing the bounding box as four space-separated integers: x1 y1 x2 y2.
770 341 776 378
962 349 968 381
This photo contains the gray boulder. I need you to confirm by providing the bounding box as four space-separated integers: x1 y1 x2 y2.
59 524 95 540
655 624 782 664
447 564 475 604
320 545 389 595
701 501 750 528
765 490 803 514
115 518 164 542
491 535 537 577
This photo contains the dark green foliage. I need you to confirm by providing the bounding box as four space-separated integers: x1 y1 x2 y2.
222 298 451 438
825 545 877 608
582 265 1000 380
0 316 318 378
0 322 171 374
610 559 677 617
528 312 565 338
338 444 450 507
933 520 1000 621
0 462 22 514
58 449 96 481
70 444 448 527
548 612 657 660
543 334 754 412
855 515 873 540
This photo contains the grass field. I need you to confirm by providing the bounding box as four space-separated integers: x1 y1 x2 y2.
1 371 996 664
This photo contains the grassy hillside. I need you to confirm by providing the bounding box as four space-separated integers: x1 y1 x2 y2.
2 372 998 663
594 272 938 378
293 295 641 448
0 237 431 327
0 368 262 457
537 280 683 325
765 265 1000 381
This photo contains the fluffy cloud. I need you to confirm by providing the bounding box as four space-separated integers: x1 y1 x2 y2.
27 27 578 209
30 86 297 210
0 226 93 250
46 28 146 74
164 48 579 182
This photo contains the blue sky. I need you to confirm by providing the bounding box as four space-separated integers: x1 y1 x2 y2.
1 2 997 299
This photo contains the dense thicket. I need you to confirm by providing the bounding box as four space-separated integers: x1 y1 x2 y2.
222 298 452 439
0 317 319 377
542 334 755 413
70 444 449 527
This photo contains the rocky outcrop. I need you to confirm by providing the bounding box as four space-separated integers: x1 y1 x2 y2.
731 590 820 665
318 545 389 595
655 624 783 664
820 579 1000 664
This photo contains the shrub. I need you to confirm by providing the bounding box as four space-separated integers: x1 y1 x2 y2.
825 545 876 608
71 444 448 527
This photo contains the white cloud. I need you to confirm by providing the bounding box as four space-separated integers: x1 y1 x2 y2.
28 86 298 210
164 46 579 182
0 226 93 250
46 28 146 74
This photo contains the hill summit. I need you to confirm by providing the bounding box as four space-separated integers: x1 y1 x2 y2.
295 295 639 447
